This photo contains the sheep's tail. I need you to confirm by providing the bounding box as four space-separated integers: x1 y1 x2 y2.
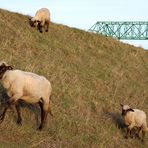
40 95 53 116
49 93 52 101
48 94 53 116
142 126 148 132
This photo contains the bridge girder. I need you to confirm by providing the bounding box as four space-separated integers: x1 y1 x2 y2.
89 21 148 40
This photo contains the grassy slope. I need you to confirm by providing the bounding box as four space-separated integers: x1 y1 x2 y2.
0 9 148 147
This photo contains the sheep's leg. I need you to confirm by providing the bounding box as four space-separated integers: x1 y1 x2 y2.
37 23 43 33
45 21 49 32
130 129 135 138
137 127 142 139
38 110 48 130
125 128 131 139
38 98 53 130
141 130 145 142
37 101 49 130
0 99 13 123
0 103 9 123
10 92 23 125
125 123 135 139
38 19 45 33
0 95 18 122
38 102 46 130
42 110 48 125
15 101 22 125
39 102 44 122
0 92 22 124
125 126 133 139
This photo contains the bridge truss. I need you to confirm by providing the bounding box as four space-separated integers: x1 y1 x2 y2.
89 22 148 40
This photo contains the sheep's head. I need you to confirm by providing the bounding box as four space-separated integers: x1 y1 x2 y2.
120 104 134 116
29 18 37 27
37 21 43 33
0 62 13 79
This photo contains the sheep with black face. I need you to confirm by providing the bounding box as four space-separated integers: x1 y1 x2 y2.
120 104 148 142
29 8 51 33
0 62 53 130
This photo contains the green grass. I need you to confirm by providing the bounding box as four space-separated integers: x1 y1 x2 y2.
0 8 148 147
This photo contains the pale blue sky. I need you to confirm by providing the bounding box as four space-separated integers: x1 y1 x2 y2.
0 0 148 49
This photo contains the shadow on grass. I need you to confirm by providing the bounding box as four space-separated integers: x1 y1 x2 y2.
106 112 126 130
0 89 41 125
103 108 127 135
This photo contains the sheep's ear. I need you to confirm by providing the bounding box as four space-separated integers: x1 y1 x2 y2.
1 63 6 67
29 17 32 20
120 104 123 107
2 63 5 66
129 108 134 112
7 66 13 70
28 18 31 21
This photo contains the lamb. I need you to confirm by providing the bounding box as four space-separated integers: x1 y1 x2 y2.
0 62 52 130
29 8 51 33
120 104 148 141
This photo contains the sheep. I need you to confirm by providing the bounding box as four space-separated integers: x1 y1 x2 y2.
120 104 148 141
0 62 52 130
29 8 51 33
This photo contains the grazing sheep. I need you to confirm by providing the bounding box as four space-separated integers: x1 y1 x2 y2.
29 8 51 33
0 62 52 130
120 104 148 141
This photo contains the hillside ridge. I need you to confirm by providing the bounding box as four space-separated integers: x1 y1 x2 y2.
0 8 148 147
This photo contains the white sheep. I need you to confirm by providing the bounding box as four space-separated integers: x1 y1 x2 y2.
120 104 148 141
0 62 52 130
29 8 51 33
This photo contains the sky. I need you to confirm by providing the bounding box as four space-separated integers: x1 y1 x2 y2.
0 0 148 49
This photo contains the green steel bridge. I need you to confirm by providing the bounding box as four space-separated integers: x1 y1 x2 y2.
89 21 148 40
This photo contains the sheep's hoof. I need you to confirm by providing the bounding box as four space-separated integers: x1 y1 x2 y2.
37 125 42 131
124 135 128 139
0 114 4 124
135 133 140 139
130 135 134 139
141 139 144 143
49 111 53 117
17 118 22 126
39 30 43 33
45 30 48 32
